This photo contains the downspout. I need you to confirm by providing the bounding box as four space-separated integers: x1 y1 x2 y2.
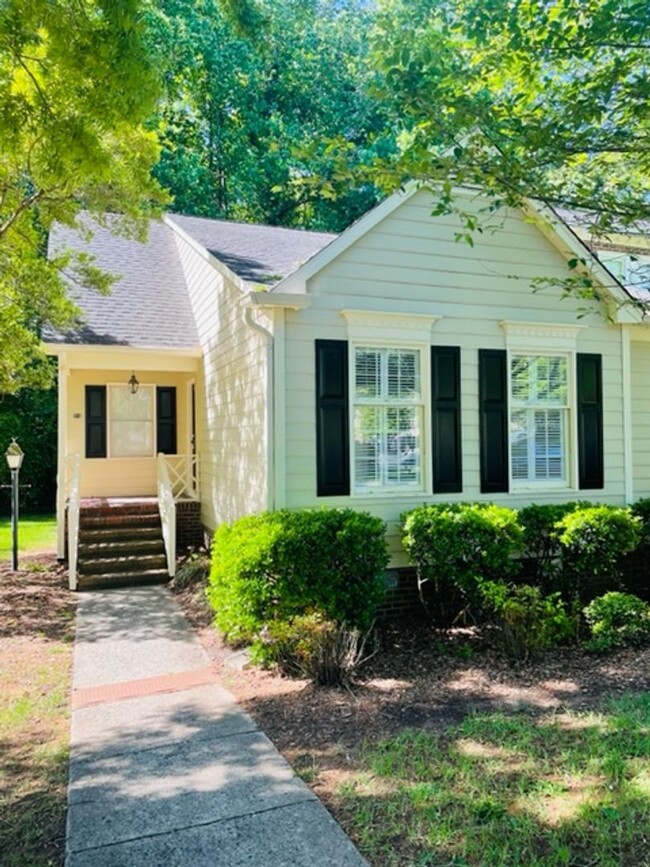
244 306 275 510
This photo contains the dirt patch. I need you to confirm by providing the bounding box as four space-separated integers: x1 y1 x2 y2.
172 580 650 816
0 556 76 867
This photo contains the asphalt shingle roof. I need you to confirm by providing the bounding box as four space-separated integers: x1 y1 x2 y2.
168 214 335 287
44 214 336 348
44 218 199 348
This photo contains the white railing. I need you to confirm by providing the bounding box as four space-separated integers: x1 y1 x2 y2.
66 454 82 591
159 453 199 501
157 454 177 578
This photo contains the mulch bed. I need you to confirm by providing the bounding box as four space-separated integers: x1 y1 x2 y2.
171 579 650 808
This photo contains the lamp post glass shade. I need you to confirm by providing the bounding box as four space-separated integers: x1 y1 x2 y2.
5 439 23 470
128 372 139 394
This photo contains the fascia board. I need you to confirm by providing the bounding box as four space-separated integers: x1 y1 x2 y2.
274 182 422 293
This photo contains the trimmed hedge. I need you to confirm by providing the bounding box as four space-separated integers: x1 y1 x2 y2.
556 506 641 600
583 592 650 651
207 508 389 644
401 503 522 615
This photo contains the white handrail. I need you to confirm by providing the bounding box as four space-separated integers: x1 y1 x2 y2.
67 454 82 591
157 454 176 578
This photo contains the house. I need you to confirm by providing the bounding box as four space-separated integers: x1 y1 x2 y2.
44 185 650 591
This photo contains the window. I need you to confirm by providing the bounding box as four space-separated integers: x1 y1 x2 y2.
509 354 568 485
109 385 154 457
353 346 423 492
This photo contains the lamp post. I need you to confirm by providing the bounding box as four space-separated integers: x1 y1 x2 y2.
5 440 24 571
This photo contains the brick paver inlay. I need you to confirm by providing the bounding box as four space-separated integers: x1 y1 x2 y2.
72 667 218 709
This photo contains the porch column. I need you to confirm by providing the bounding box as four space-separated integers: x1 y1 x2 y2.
56 354 68 559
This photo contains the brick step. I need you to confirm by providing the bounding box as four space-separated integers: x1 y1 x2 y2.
79 500 159 517
77 569 170 590
78 554 168 576
80 513 161 530
79 525 163 544
78 538 165 557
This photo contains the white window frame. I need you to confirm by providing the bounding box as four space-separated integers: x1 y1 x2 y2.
508 353 571 489
350 343 427 495
500 321 584 492
106 383 156 459
341 311 439 498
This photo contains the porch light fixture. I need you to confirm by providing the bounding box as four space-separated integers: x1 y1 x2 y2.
128 372 139 394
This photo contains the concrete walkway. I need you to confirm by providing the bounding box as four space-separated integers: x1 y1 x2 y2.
66 586 368 866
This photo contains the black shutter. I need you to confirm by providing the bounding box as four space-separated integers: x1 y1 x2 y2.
479 349 509 493
315 340 350 496
85 386 106 458
577 353 603 489
431 346 462 493
156 387 177 455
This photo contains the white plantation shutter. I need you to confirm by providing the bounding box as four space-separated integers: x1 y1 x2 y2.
354 347 422 491
510 356 567 484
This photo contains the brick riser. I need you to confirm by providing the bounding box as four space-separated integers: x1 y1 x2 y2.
76 501 170 591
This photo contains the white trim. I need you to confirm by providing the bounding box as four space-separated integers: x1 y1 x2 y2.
247 291 311 309
500 321 584 352
348 342 429 498
44 343 202 358
275 183 422 293
622 328 634 503
273 309 287 509
507 351 575 491
56 354 68 559
342 310 440 344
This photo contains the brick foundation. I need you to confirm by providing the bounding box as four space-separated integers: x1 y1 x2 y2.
175 500 204 553
376 568 424 619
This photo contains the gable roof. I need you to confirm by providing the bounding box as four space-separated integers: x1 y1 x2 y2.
44 218 199 349
167 214 335 287
272 184 641 318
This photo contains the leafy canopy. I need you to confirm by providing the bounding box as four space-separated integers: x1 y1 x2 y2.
0 0 167 394
371 0 650 234
150 0 390 231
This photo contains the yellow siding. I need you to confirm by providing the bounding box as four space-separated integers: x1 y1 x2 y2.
67 368 193 498
283 189 627 565
173 233 269 531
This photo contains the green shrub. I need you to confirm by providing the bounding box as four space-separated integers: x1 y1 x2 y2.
252 612 375 686
556 506 641 600
207 508 389 644
518 501 592 585
401 503 522 617
631 498 650 547
583 591 650 652
482 582 575 661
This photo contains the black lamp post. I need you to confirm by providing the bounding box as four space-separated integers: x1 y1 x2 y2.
5 440 24 571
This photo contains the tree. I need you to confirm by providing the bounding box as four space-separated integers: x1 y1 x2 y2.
370 0 650 237
151 0 390 231
0 0 167 394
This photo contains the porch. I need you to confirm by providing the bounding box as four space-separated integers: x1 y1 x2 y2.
60 455 203 590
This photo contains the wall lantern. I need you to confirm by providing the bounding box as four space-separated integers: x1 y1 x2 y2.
128 372 140 394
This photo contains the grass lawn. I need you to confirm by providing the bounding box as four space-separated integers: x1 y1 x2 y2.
0 558 76 866
338 695 650 867
0 514 57 560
